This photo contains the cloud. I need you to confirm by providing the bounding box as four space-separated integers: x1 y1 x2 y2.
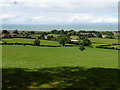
0 1 118 24
1 0 119 2
31 13 117 24
1 14 16 19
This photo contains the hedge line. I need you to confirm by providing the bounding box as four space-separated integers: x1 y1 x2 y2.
96 45 120 50
2 37 36 39
0 43 61 47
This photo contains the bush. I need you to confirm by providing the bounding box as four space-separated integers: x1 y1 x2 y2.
4 41 7 45
34 39 40 46
79 45 85 51
82 38 92 46
59 36 69 46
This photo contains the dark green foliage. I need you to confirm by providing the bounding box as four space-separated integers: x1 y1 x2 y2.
47 35 54 40
97 33 102 38
82 38 92 46
4 41 7 44
59 35 70 46
34 39 40 46
79 45 85 51
105 35 114 39
30 31 35 34
13 30 19 34
38 34 44 39
2 30 10 34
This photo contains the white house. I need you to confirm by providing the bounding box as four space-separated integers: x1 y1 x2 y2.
71 39 78 42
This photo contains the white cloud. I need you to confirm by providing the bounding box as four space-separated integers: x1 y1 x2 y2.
1 14 16 19
0 1 118 24
1 0 119 2
0 3 12 7
5 17 29 23
31 13 117 24
91 17 117 23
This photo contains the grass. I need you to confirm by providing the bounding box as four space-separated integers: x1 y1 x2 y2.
3 45 118 69
2 38 60 46
3 67 120 89
2 38 119 89
70 36 78 39
106 45 120 49
48 34 61 37
89 38 118 44
2 45 119 89
2 38 34 43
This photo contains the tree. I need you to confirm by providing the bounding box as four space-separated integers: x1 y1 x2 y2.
30 31 35 34
79 45 85 51
105 35 114 39
82 38 92 46
38 34 45 39
13 30 19 34
2 30 10 34
59 36 69 46
97 33 102 38
34 39 40 46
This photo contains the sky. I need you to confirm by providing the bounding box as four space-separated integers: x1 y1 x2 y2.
0 0 118 25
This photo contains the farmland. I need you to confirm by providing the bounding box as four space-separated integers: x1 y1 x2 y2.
2 38 119 69
2 45 119 89
2 38 60 46
2 45 118 69
89 38 118 44
1 37 120 89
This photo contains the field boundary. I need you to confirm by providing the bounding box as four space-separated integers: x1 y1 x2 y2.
96 44 120 50
0 43 74 47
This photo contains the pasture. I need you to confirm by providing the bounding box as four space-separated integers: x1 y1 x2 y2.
2 38 119 89
2 45 119 89
3 45 118 69
89 38 118 44
2 38 60 46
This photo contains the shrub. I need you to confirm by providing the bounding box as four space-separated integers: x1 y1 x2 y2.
34 39 40 46
4 41 7 45
79 45 85 51
82 38 92 46
59 36 69 46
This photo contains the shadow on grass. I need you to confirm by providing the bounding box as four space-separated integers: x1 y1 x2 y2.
2 66 120 89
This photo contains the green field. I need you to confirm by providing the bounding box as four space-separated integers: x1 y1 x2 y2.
2 45 119 89
2 38 120 89
89 38 118 44
2 38 60 46
106 45 120 49
48 34 61 37
3 45 118 69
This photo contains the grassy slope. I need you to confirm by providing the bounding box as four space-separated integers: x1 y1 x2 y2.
3 45 118 69
2 45 119 88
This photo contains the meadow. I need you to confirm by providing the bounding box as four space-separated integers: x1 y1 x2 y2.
2 38 120 89
2 45 118 69
69 36 118 44
89 38 118 44
2 38 60 46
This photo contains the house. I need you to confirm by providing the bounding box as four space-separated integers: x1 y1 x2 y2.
44 35 48 39
71 39 78 42
102 35 107 38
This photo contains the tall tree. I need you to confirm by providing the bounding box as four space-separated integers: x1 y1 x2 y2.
13 30 19 34
2 30 10 34
82 38 92 46
34 39 40 46
59 36 69 46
